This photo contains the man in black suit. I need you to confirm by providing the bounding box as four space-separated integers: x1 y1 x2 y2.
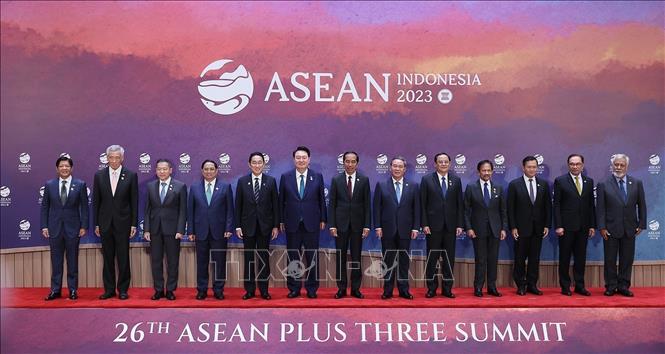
464 160 507 297
235 152 279 300
328 151 371 299
553 154 595 296
421 152 464 298
374 156 420 300
143 159 187 301
596 153 646 297
508 155 551 296
93 144 138 300
40 156 89 301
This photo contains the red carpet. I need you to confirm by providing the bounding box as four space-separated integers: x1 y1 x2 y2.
2 287 664 308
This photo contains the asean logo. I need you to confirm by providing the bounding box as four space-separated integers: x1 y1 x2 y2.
198 59 253 115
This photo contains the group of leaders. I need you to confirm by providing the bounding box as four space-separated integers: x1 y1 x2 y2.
40 144 646 301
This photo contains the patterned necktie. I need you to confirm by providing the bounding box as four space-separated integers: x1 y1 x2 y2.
441 176 447 199
528 178 536 204
299 174 305 199
60 180 67 205
395 181 401 203
619 179 627 203
111 171 118 196
206 182 212 205
574 176 582 195
160 182 167 203
483 182 490 207
347 176 353 199
254 177 260 202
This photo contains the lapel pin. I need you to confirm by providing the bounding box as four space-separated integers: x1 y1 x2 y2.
405 183 409 187
248 182 251 185
215 187 219 191
629 181 632 185
310 176 313 181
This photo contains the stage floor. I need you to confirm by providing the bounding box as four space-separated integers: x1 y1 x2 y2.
2 287 663 308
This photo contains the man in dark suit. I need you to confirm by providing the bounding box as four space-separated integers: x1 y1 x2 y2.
40 156 88 301
143 159 187 301
187 159 233 301
329 151 371 299
235 152 279 300
553 154 596 296
374 156 420 300
597 153 646 297
464 160 507 297
279 146 327 299
421 152 464 298
508 155 551 296
93 144 138 300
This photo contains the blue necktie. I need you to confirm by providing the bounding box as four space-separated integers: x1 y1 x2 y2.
483 182 490 207
60 180 68 205
160 182 167 203
395 181 401 203
206 182 212 205
528 178 536 204
441 176 447 199
619 179 627 203
299 174 305 199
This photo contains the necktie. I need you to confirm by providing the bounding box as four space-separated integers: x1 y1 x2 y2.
574 176 582 195
111 171 118 196
395 181 402 203
619 179 627 203
299 175 305 199
160 182 167 203
206 182 212 205
254 177 260 202
483 182 490 207
528 178 536 204
347 176 353 199
441 176 447 199
60 180 67 205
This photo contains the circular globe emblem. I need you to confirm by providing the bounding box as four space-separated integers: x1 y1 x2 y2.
455 154 466 165
179 153 191 165
139 153 151 164
19 220 30 231
99 153 108 164
198 59 253 115
262 153 270 164
534 154 544 165
337 154 344 165
416 154 427 165
0 186 10 198
60 152 71 159
218 153 230 165
649 154 660 166
494 154 505 166
19 153 30 164
376 154 388 165
649 220 660 231
39 186 45 197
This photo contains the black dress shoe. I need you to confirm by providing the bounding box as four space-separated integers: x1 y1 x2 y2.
517 287 526 296
261 293 271 300
45 291 61 301
351 290 364 299
118 293 129 300
381 293 392 300
196 291 207 300
574 288 591 296
474 288 483 297
306 292 317 299
488 288 502 297
561 288 572 296
334 289 346 299
242 292 256 300
69 291 78 300
425 290 436 298
99 292 115 300
604 289 616 296
151 291 165 300
166 291 176 300
617 288 634 297
214 292 225 300
399 292 414 300
287 291 300 298
527 286 543 295
442 290 456 298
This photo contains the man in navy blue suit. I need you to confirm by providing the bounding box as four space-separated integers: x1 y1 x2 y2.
187 159 234 300
374 156 420 300
40 156 89 301
279 146 327 299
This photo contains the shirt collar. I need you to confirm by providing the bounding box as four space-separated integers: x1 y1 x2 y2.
570 172 582 180
436 172 448 180
523 175 536 183
204 178 216 186
345 172 356 180
159 177 171 186
392 177 403 185
59 176 73 185
297 169 308 178
251 173 263 181
479 179 491 188
110 166 122 175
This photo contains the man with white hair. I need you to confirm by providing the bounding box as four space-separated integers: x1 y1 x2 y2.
92 145 139 300
596 154 646 297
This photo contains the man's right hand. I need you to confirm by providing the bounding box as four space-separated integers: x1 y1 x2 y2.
600 229 610 240
42 228 49 238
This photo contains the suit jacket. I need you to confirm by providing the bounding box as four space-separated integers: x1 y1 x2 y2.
373 178 420 240
92 167 138 233
553 174 596 232
144 178 187 235
234 173 279 236
596 175 646 238
40 178 89 238
328 173 371 232
464 181 507 239
420 172 464 232
507 176 552 237
279 169 327 233
187 179 234 240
